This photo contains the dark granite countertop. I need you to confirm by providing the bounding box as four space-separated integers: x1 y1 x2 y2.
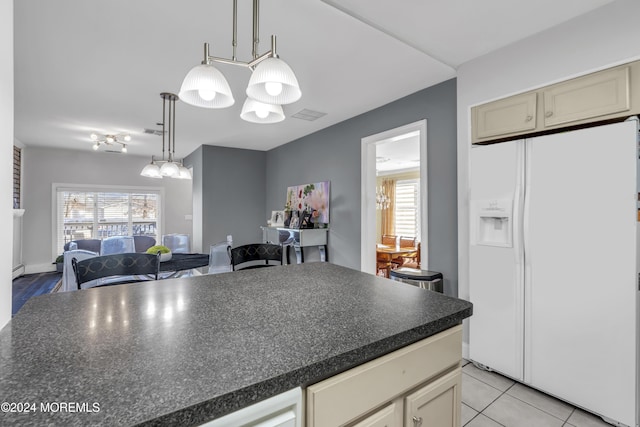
0 263 472 426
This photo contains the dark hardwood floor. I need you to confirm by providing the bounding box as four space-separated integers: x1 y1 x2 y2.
12 272 62 316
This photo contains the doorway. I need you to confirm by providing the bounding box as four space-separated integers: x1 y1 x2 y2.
360 120 428 274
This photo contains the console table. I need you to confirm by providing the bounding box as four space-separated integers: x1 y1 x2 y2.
261 226 328 264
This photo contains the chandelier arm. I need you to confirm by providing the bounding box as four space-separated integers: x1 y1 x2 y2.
210 55 252 68
246 50 273 68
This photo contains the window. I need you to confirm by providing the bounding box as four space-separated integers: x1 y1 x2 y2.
395 179 420 239
54 185 162 255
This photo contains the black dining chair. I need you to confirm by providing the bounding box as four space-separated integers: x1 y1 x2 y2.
228 243 283 271
72 252 161 290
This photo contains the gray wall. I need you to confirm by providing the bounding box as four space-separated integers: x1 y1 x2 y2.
185 145 266 252
22 147 192 272
266 79 458 295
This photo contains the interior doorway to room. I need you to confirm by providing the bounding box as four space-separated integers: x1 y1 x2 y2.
361 120 428 275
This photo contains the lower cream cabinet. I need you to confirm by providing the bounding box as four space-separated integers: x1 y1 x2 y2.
404 369 461 427
306 325 463 427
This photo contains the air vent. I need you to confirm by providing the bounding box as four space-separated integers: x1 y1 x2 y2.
104 150 122 154
291 109 327 121
143 128 164 136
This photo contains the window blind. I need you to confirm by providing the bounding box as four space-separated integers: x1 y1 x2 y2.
394 179 420 239
55 187 160 255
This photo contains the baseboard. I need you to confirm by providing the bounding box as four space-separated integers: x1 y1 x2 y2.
12 265 25 279
24 263 57 275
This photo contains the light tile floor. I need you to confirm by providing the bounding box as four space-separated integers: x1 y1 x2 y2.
461 360 614 427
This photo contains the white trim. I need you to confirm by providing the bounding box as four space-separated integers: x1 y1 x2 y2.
25 262 56 275
51 183 165 260
13 209 24 217
361 119 428 274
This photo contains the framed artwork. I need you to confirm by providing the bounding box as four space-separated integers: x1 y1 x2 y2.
300 211 314 229
270 210 285 227
289 210 300 229
285 181 330 224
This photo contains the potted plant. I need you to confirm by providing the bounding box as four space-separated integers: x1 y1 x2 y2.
146 245 172 262
54 254 64 272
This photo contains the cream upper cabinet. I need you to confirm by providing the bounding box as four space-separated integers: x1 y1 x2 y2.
473 92 537 141
543 66 630 127
471 61 639 144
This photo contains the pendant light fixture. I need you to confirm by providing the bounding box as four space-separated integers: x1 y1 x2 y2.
179 0 300 124
140 93 192 180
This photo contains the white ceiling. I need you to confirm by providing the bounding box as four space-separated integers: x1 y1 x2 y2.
376 132 420 174
13 0 614 159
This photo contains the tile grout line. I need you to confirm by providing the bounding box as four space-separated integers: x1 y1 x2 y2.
475 382 512 427
466 369 578 426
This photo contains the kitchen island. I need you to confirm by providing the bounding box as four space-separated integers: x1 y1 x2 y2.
0 263 472 426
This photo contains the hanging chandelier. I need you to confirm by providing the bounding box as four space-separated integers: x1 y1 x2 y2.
140 93 192 180
376 186 390 210
179 0 301 124
90 133 130 153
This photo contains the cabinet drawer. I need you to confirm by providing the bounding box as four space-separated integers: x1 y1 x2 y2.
542 66 630 127
306 325 462 427
473 92 537 141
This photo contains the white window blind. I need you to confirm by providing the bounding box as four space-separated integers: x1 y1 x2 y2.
394 179 420 239
55 187 160 255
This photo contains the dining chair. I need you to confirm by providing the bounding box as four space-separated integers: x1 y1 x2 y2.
133 235 156 253
72 252 161 290
402 242 421 269
162 234 191 253
63 239 102 253
399 236 417 248
61 249 98 292
381 234 397 246
100 236 135 255
208 242 232 274
228 243 283 271
394 237 419 267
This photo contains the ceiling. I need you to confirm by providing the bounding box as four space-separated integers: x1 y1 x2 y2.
376 131 420 174
13 0 614 159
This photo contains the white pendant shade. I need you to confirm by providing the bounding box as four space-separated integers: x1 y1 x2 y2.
179 64 235 109
177 164 192 180
140 161 162 179
240 98 285 124
160 161 180 177
246 57 301 105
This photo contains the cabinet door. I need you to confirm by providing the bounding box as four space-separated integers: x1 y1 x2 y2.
473 92 537 142
350 402 402 427
542 66 630 127
404 369 461 427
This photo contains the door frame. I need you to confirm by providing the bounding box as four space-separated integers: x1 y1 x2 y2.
360 119 428 274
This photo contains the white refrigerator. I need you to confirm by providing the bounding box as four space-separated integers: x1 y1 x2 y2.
469 119 639 427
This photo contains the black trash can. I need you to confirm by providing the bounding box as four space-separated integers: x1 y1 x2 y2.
389 268 443 293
